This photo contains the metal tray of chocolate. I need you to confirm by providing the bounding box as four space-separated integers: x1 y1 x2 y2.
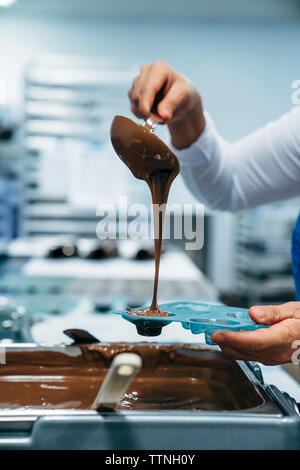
0 339 299 450
113 301 270 343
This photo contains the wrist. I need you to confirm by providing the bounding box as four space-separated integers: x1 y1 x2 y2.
168 103 206 150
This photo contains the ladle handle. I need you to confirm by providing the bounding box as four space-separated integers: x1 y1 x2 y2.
151 87 165 115
91 353 142 411
145 88 165 132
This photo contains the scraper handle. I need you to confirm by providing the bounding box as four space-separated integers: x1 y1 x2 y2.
91 353 142 411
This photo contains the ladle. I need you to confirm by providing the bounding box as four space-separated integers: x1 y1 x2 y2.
110 91 180 315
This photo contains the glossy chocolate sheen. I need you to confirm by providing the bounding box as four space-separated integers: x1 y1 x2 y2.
0 344 262 411
111 116 180 315
110 115 179 182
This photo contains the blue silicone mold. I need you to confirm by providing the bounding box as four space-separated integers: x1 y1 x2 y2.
113 301 269 344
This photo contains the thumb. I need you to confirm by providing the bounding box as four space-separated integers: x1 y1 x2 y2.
249 302 300 325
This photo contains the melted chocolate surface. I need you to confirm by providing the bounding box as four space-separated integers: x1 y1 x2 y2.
0 344 262 411
126 307 172 317
111 116 180 315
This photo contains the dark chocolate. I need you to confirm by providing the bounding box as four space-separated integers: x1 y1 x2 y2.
0 344 262 411
110 116 180 315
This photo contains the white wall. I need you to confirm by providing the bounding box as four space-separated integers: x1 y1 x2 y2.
4 0 300 20
0 13 299 138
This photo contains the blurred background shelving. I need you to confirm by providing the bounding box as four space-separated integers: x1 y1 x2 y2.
21 57 137 237
0 0 300 310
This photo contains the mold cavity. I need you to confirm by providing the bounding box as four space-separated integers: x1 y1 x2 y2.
190 318 240 326
191 305 209 312
174 304 211 313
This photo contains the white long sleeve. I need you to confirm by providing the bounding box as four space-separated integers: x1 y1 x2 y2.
170 106 300 211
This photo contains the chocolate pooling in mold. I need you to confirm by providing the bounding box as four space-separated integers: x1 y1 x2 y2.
111 115 180 316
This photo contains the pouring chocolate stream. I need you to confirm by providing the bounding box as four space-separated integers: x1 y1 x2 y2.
110 115 180 315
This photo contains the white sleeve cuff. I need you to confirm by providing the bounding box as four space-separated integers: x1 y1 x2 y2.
168 111 219 167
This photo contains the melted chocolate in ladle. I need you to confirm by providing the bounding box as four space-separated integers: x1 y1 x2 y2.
110 115 180 316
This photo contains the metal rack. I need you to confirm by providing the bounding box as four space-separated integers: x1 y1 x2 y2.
234 201 299 305
21 56 137 237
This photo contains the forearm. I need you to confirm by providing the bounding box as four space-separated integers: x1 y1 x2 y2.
170 106 300 211
169 112 239 210
167 101 206 150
